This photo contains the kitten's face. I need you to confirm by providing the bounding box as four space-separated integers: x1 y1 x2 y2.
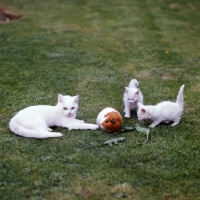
125 87 139 104
58 94 79 117
137 103 149 121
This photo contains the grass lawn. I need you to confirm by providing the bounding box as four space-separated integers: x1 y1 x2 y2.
1 0 200 199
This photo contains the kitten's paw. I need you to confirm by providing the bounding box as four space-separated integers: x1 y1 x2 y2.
124 114 130 118
48 128 53 132
171 122 179 127
149 124 156 128
76 119 84 123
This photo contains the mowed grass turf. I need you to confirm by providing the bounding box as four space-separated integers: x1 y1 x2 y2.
0 0 200 199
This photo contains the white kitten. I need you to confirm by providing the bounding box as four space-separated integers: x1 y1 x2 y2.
9 94 99 139
137 85 185 128
123 79 143 118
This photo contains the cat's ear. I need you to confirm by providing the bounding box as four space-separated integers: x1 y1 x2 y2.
58 94 64 103
74 95 79 103
135 89 139 95
141 108 146 113
125 87 129 93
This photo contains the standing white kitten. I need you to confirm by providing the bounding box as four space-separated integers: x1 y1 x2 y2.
123 79 143 118
137 85 185 128
9 94 99 139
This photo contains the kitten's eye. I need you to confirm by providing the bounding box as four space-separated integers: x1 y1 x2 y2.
105 120 109 123
71 107 75 110
63 107 67 110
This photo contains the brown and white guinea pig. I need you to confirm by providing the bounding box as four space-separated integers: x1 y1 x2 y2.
96 107 123 133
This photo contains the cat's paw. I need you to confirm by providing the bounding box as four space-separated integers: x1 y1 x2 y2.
124 114 130 118
75 119 84 123
149 124 156 128
57 132 63 137
91 125 99 130
52 132 63 137
171 122 179 126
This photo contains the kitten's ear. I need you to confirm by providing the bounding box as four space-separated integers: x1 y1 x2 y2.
58 94 63 103
135 89 139 95
74 95 79 103
141 108 146 113
125 87 129 93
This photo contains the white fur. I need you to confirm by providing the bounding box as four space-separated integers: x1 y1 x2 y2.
137 85 185 128
123 79 143 118
9 94 99 139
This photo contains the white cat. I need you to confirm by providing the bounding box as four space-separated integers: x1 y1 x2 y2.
137 84 185 128
9 94 99 139
123 79 143 118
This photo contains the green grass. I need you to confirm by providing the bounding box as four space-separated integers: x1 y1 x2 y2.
1 0 200 199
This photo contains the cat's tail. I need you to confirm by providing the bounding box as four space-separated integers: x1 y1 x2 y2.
128 79 139 88
9 118 62 139
176 84 185 107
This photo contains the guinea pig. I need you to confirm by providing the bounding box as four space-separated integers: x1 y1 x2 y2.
96 107 123 133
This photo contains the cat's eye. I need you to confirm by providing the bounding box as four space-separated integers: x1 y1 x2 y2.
63 107 67 110
71 107 75 110
105 120 109 123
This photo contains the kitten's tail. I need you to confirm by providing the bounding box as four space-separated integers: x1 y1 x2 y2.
128 79 139 88
9 118 62 139
176 84 185 107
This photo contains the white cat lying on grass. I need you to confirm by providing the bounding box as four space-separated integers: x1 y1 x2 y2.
9 94 99 139
123 79 143 118
137 85 185 128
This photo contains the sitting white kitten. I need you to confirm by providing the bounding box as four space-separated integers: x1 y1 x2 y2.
9 94 99 139
123 79 143 118
137 85 185 128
